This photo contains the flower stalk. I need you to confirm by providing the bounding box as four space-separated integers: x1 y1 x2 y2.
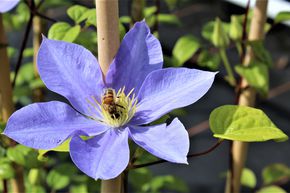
95 0 123 192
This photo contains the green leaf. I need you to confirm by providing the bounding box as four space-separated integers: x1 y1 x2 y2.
209 105 288 142
70 184 88 193
158 14 181 26
144 6 157 17
29 78 45 90
120 16 131 24
257 186 287 193
23 48 34 58
48 22 80 42
235 62 269 96
262 163 290 185
63 25 81 42
229 15 242 40
202 20 229 43
248 40 272 67
28 168 46 185
83 9 96 27
197 50 220 70
143 175 188 193
7 145 41 168
172 35 200 66
38 139 70 160
129 168 153 191
119 23 126 40
164 0 178 10
16 62 34 85
26 185 46 193
241 168 256 188
67 5 89 24
0 159 14 179
47 163 77 190
0 122 6 133
7 145 30 165
150 114 170 125
274 11 290 24
212 17 230 48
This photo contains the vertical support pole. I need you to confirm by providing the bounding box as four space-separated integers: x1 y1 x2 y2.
96 0 120 76
95 1 122 193
228 1 268 193
0 14 25 193
32 15 43 102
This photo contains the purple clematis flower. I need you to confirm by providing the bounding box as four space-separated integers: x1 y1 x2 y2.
4 21 216 179
0 0 20 13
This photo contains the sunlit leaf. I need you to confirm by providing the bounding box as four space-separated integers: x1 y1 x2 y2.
120 16 131 24
229 15 242 41
26 185 46 193
63 25 81 42
212 18 230 48
0 158 14 179
143 175 188 193
158 14 181 26
48 22 80 43
202 20 229 43
235 62 269 96
70 184 88 193
144 6 157 17
47 163 77 190
241 168 256 188
248 40 272 67
197 50 220 70
28 168 46 185
274 11 290 24
209 105 288 142
262 163 290 185
38 139 70 160
173 35 200 66
7 145 41 168
257 186 287 193
67 5 89 24
83 9 97 27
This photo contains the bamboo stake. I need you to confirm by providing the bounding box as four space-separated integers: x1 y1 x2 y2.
95 0 122 193
227 1 268 193
32 15 43 102
0 14 25 193
96 0 120 76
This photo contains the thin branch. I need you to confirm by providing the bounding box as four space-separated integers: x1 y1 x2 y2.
11 2 34 88
34 11 57 23
128 139 223 170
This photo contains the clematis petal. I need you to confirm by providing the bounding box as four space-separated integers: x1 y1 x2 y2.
37 37 104 117
0 0 19 13
129 118 189 163
131 68 217 125
70 128 129 180
3 101 108 150
106 20 163 94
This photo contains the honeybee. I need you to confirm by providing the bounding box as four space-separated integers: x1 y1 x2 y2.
102 88 123 119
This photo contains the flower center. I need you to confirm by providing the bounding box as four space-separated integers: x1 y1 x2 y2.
86 87 137 127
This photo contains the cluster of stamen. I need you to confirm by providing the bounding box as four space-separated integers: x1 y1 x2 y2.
86 87 137 127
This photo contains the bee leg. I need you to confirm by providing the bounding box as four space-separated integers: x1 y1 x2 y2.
116 104 125 109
